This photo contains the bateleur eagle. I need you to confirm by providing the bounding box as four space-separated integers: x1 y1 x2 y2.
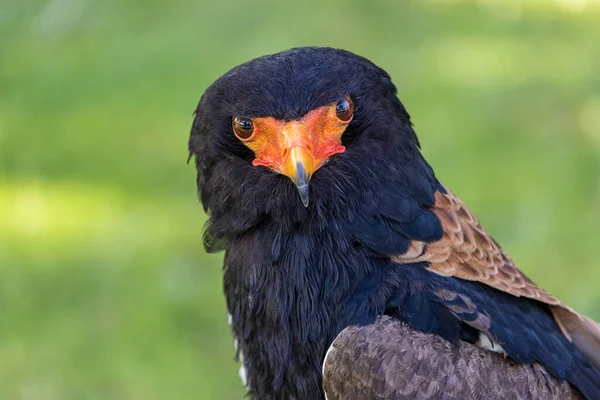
188 47 600 399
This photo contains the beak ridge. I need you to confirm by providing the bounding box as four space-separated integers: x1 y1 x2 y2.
280 123 318 207
283 146 314 207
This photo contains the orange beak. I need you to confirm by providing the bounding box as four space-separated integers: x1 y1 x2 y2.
280 122 317 206
243 103 349 207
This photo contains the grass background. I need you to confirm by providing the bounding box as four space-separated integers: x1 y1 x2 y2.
1 0 600 398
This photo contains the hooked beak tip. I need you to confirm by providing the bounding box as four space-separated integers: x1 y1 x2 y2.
297 183 309 207
294 161 310 207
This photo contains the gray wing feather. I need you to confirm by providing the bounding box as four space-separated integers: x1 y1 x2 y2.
322 316 581 400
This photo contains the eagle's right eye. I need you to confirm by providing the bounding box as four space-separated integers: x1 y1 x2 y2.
232 117 255 140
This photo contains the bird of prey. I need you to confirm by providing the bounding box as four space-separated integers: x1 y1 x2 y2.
188 47 600 399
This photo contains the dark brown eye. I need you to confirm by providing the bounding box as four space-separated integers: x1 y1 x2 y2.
232 117 255 140
335 96 354 122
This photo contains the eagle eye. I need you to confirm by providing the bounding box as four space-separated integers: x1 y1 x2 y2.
232 117 255 140
335 96 354 123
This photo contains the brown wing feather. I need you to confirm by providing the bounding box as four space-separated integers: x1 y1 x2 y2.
392 186 600 368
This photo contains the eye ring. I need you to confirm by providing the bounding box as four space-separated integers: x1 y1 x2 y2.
335 96 354 122
232 117 255 140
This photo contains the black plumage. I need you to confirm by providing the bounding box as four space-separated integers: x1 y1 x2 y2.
189 47 600 399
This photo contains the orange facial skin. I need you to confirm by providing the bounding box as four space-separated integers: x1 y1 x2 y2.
238 102 350 185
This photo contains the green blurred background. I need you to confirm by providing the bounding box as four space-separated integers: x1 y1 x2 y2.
1 0 600 398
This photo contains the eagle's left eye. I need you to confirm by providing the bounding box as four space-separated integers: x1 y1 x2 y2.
335 96 354 123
